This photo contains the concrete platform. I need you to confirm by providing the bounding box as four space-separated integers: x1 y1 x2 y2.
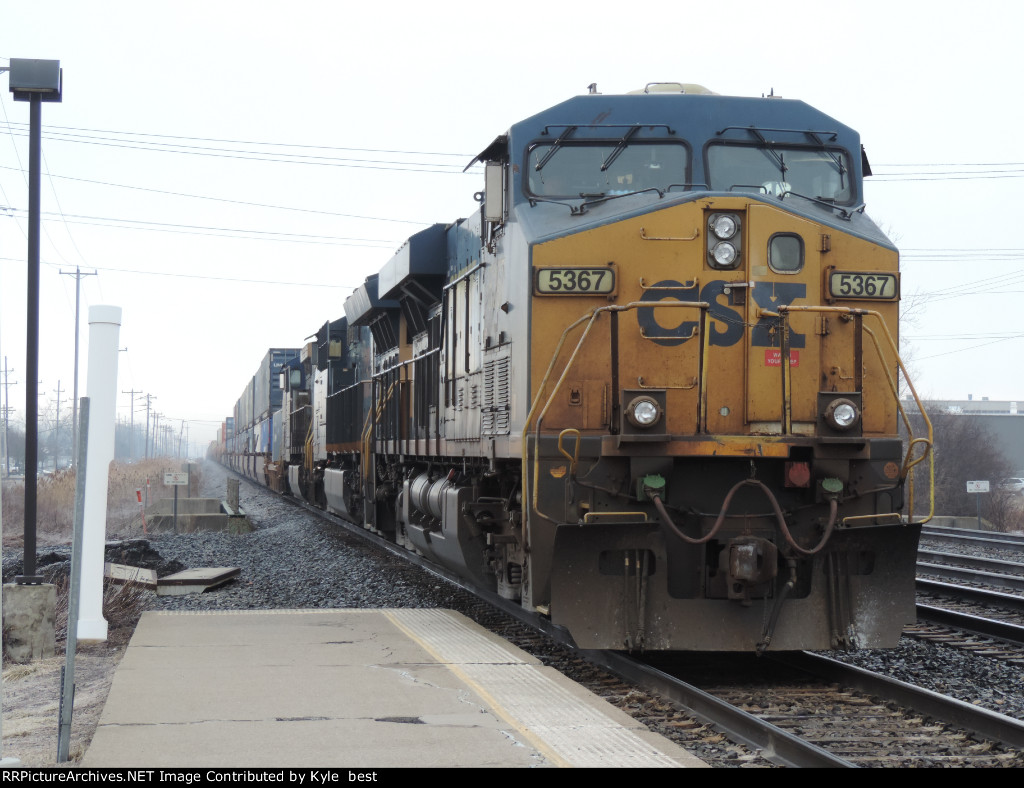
81 609 706 768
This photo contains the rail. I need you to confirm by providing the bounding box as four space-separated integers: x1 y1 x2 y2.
766 304 934 525
522 300 934 533
520 300 709 529
360 379 399 491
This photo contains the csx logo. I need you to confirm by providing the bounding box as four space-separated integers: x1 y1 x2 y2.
638 280 806 348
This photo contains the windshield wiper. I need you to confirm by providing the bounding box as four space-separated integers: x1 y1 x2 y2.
807 131 847 179
748 128 788 178
575 186 665 215
779 189 864 220
530 185 670 216
534 126 577 172
600 126 641 171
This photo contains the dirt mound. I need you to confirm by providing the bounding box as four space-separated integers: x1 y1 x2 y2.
104 539 185 578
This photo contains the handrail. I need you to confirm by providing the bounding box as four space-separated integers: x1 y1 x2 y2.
557 428 582 475
768 304 934 525
361 379 399 490
520 298 931 538
521 300 708 532
303 420 314 474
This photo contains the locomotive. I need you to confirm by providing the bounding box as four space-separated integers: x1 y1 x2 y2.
221 83 933 653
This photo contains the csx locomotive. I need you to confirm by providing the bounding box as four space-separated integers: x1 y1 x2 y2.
220 83 933 653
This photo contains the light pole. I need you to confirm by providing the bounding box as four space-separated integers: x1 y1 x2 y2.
8 58 62 586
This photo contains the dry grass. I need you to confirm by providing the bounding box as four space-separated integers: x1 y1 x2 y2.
2 459 203 547
51 577 149 648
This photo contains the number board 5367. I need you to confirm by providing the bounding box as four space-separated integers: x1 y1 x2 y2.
828 270 899 301
535 267 616 296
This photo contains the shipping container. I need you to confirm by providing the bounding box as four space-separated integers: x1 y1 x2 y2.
255 348 301 423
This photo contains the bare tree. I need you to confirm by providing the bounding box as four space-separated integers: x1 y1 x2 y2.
906 409 1019 529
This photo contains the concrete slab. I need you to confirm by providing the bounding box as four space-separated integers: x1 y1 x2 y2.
156 568 240 596
145 498 236 533
147 498 224 516
104 563 158 589
81 609 706 768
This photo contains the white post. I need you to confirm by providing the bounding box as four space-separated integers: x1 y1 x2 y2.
77 306 122 642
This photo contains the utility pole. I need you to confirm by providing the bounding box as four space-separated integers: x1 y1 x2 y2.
52 380 61 470
59 267 97 470
144 395 156 459
122 388 143 461
2 357 15 477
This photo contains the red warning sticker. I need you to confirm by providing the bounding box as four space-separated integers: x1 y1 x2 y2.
764 349 800 367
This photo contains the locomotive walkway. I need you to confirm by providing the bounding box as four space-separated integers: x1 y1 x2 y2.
80 608 705 768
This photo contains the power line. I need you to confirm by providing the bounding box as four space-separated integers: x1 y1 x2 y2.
875 161 1024 167
914 333 1024 360
4 208 401 247
0 121 475 158
0 165 431 225
0 257 361 289
871 173 1024 182
0 123 478 174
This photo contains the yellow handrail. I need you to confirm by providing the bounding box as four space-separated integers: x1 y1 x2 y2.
303 420 314 473
521 300 708 532
361 379 399 488
557 428 582 476
769 304 934 525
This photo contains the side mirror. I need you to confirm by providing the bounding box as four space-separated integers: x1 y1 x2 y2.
484 162 504 224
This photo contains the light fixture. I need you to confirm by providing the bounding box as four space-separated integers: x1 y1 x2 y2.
707 213 741 269
710 214 738 239
824 398 860 431
626 396 662 428
711 242 738 267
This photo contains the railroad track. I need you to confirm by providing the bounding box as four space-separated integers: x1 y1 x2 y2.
906 618 1024 664
921 526 1024 552
917 554 1024 595
616 649 1024 767
230 469 1024 767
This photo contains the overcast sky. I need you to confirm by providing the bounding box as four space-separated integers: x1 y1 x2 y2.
2 0 1023 453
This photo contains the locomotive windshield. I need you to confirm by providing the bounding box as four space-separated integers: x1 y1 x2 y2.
527 141 689 198
706 143 854 204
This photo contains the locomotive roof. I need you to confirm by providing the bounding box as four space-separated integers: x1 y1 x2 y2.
509 89 858 148
489 88 891 249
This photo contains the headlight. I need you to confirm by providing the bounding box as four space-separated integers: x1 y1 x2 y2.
710 214 738 239
711 242 738 267
626 396 662 428
824 398 860 431
707 212 742 269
